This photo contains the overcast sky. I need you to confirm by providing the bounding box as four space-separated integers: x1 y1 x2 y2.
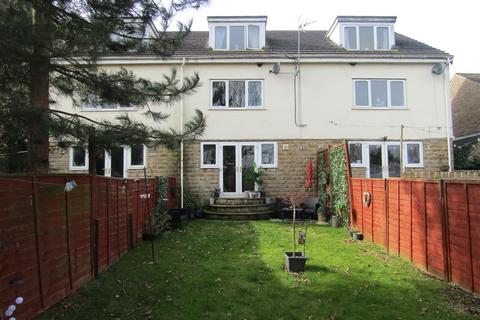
174 0 478 76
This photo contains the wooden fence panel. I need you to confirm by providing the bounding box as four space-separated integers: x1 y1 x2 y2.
424 182 445 278
446 183 473 291
468 184 480 292
96 177 109 272
117 182 128 256
411 181 427 270
350 177 480 294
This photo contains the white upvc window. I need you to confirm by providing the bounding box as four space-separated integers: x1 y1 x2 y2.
342 25 393 50
127 144 147 169
200 142 218 168
69 147 89 170
404 142 424 167
213 24 262 50
258 142 277 168
348 143 364 167
353 79 406 108
210 80 263 109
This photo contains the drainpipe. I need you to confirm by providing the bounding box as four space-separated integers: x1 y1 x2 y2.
180 57 186 208
444 60 453 172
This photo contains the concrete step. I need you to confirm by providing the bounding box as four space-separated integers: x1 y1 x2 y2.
204 209 274 221
208 204 274 213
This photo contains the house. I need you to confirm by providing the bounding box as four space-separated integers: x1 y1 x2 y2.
451 73 480 166
50 15 453 204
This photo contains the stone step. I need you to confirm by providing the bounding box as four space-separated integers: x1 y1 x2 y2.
208 204 274 213
215 197 265 205
204 209 274 221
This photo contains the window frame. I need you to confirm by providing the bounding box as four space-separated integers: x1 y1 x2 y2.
126 144 147 169
210 79 264 109
404 142 424 168
348 143 365 167
68 147 89 171
212 24 263 50
352 79 406 109
342 25 393 50
257 142 278 168
200 142 219 168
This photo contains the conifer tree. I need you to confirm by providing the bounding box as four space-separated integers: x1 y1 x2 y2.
0 0 207 173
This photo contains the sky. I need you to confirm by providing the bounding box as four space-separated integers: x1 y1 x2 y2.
173 0 479 76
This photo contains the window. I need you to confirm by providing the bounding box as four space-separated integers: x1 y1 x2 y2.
214 26 227 50
229 26 245 50
404 142 423 167
248 25 260 49
81 102 134 110
201 143 217 168
212 24 263 50
353 79 406 108
210 80 263 109
128 145 146 168
260 143 275 166
348 143 363 165
343 25 392 50
69 147 88 170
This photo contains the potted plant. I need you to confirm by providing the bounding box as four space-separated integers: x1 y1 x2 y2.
284 200 308 273
209 187 220 205
244 162 265 197
331 201 347 228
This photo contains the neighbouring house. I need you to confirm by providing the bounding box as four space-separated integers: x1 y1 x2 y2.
451 73 480 168
50 15 453 203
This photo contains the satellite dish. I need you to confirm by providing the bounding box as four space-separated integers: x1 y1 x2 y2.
271 62 281 74
432 63 445 75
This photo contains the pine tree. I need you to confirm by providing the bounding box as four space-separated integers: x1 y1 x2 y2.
0 0 207 173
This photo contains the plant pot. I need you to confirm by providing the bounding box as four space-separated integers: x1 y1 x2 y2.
284 252 308 273
353 232 364 241
209 198 215 205
330 215 341 228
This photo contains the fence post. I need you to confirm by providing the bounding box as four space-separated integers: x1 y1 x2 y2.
116 180 120 259
92 219 99 278
397 180 400 257
424 182 429 272
409 181 413 262
464 183 475 292
90 175 97 278
439 179 451 281
127 214 133 249
106 179 110 266
384 179 389 250
31 176 45 308
64 175 73 291
342 142 354 228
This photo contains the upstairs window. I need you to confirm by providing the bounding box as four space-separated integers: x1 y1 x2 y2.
213 25 261 50
211 80 263 109
353 79 405 108
343 25 391 50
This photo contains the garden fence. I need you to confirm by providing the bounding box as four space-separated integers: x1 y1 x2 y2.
350 178 480 294
0 175 160 320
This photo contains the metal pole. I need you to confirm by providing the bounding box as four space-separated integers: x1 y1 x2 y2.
143 167 155 261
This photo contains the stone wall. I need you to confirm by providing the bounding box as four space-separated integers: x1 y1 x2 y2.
49 145 179 178
349 138 449 178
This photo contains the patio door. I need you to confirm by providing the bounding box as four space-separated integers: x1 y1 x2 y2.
367 142 401 178
219 143 256 196
95 148 127 178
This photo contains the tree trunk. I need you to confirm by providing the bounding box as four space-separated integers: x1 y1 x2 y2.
29 0 51 174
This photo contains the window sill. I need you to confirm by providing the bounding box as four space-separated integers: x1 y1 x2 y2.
69 167 88 171
352 107 408 110
200 165 219 169
128 165 146 170
405 164 424 168
350 163 366 168
209 107 266 111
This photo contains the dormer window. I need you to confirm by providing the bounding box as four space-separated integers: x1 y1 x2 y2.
327 16 396 51
208 16 267 51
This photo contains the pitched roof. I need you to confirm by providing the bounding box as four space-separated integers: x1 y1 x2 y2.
167 30 450 60
458 73 480 84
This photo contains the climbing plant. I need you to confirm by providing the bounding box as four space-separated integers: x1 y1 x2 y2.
317 154 330 220
328 146 350 227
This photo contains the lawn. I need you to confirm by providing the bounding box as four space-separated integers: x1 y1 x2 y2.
39 220 479 320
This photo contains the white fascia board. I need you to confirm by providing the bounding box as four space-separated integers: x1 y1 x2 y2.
76 56 451 66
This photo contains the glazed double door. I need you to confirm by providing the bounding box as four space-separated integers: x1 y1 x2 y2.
220 143 256 196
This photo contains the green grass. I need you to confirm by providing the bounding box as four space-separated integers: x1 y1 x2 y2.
39 221 478 320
